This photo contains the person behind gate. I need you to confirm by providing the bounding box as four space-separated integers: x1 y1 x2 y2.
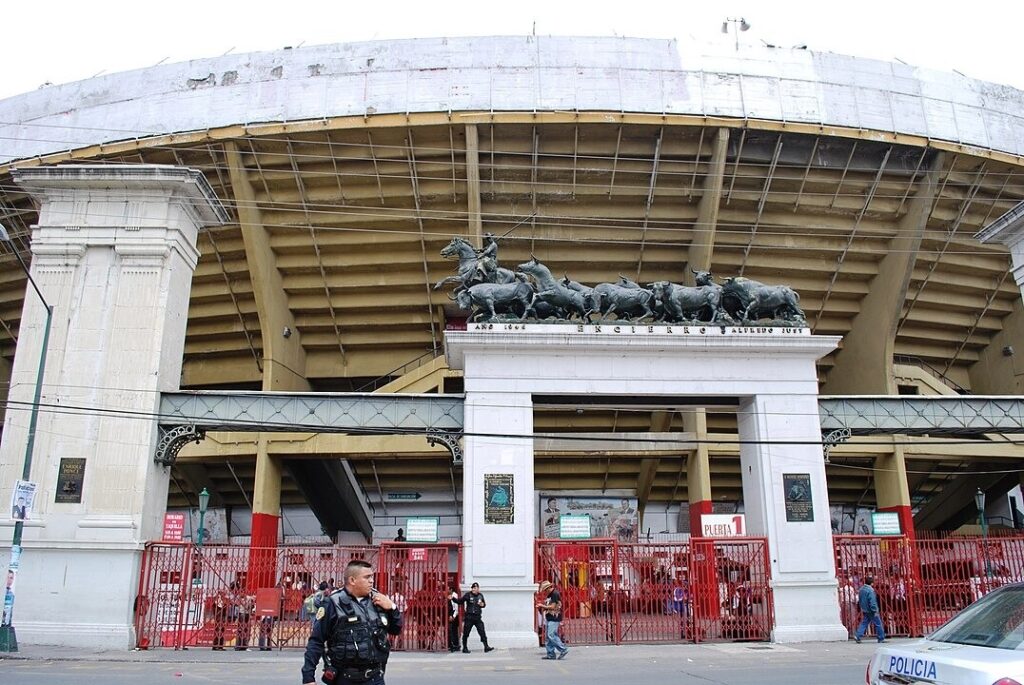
537 580 568 660
301 560 403 685
446 587 461 652
854 575 886 644
457 582 494 653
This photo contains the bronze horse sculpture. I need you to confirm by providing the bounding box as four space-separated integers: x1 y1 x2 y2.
433 237 516 291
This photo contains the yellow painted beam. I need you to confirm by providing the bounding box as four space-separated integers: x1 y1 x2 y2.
684 410 712 504
687 128 729 274
823 154 944 394
224 141 311 393
874 441 911 509
465 124 483 243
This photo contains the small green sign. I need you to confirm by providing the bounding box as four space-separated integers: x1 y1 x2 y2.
406 517 439 543
871 512 901 535
559 514 591 539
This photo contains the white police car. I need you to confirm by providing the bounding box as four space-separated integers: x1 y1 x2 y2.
866 582 1024 685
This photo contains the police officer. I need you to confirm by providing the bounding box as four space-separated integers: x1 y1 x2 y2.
457 582 494 653
302 560 403 685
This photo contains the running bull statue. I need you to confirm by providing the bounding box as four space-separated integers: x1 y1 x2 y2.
434 235 807 326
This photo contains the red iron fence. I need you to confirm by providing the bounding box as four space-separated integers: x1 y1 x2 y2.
833 534 1024 638
135 542 459 651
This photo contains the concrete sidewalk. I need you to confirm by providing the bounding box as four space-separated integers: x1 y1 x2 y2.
0 638 895 664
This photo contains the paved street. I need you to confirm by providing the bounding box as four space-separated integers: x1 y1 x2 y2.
0 640 883 684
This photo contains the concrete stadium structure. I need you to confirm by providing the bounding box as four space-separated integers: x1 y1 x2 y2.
2 36 1024 647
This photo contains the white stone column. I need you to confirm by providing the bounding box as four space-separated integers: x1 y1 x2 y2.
738 394 848 643
460 368 537 646
0 165 226 648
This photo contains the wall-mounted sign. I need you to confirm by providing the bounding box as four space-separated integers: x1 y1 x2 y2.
162 513 185 542
783 473 813 522
55 458 86 504
871 512 901 535
9 480 37 521
559 514 592 539
406 517 439 543
387 492 422 501
484 473 514 524
700 514 746 537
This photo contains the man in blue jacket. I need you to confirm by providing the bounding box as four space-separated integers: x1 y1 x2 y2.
854 576 885 643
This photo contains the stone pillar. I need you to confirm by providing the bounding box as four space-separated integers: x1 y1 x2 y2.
0 165 226 648
738 392 848 643
461 389 536 647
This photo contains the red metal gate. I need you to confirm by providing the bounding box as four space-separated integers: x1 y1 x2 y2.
377 542 463 651
833 535 920 639
534 537 772 645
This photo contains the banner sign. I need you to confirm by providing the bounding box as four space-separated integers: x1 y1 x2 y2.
541 494 638 542
700 513 746 537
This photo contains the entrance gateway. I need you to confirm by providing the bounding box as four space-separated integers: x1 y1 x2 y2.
445 322 848 645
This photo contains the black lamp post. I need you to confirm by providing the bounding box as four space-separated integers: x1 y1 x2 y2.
0 224 53 653
975 488 992 579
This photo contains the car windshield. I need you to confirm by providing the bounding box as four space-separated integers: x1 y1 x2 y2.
929 585 1024 650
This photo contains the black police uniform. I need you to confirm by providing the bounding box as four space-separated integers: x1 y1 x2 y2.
301 589 403 685
458 591 492 652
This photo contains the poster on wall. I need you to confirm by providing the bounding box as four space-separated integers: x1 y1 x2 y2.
55 458 86 503
187 507 228 543
484 473 514 524
9 480 37 521
783 473 813 522
539 494 638 541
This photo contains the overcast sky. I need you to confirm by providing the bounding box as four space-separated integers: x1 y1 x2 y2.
3 0 1022 101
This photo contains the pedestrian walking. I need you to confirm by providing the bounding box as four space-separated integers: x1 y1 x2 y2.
457 582 494 653
854 576 886 643
536 580 568 660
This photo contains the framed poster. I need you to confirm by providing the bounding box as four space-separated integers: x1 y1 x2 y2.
783 473 813 522
55 458 86 503
484 473 514 524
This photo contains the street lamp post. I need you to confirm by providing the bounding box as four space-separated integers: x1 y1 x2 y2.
975 488 992 582
0 224 53 653
197 488 210 549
